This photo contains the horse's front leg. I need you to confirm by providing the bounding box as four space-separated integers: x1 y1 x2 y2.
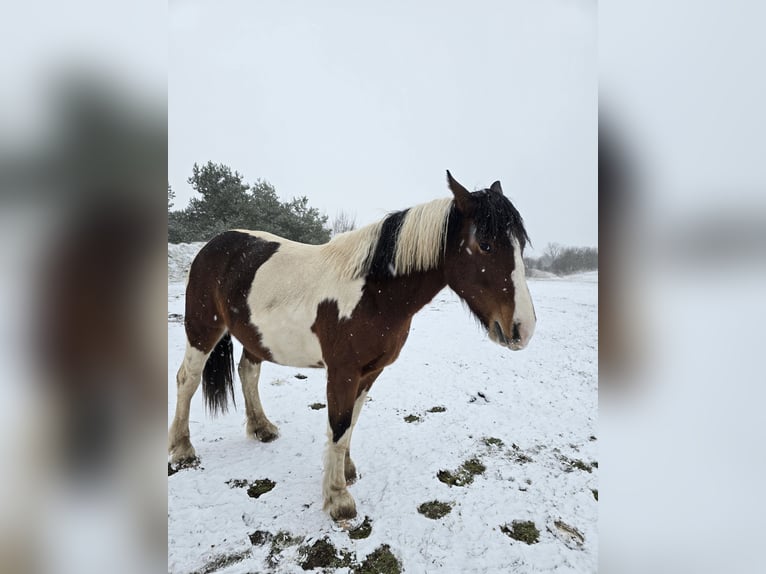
323 369 362 521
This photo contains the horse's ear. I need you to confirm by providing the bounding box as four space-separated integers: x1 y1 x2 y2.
490 180 504 195
446 170 473 213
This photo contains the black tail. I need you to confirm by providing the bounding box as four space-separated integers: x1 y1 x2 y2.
202 333 236 416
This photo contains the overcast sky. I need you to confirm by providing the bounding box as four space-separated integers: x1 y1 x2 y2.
170 0 596 254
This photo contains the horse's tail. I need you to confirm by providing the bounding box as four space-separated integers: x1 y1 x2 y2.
202 332 236 416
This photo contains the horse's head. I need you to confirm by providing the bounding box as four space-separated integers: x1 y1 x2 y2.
443 171 536 350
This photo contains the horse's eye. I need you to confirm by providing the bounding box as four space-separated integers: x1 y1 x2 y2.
479 242 492 253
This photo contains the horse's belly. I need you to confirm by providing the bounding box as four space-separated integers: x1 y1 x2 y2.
252 313 324 368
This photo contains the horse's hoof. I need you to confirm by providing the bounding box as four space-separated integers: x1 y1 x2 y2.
327 490 357 521
168 440 196 464
248 422 279 442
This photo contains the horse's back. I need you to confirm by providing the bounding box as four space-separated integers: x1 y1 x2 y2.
186 229 366 368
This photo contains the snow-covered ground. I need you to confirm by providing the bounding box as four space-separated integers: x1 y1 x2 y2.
168 244 598 573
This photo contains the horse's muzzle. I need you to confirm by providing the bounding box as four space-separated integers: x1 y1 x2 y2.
492 320 526 351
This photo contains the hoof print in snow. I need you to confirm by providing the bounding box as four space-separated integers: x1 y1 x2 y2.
309 402 326 410
501 520 540 545
417 500 453 520
348 516 373 539
403 414 421 423
468 391 489 404
426 405 446 413
295 373 308 380
549 519 585 548
249 530 273 546
437 458 486 487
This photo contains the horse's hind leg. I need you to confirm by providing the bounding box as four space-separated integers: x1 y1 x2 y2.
168 342 208 463
238 349 279 442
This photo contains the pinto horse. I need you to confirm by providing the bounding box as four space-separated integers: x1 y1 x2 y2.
168 171 536 520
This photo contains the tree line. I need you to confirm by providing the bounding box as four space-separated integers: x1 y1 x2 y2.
168 161 331 244
524 243 598 275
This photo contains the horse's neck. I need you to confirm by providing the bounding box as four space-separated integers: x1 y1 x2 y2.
367 268 447 318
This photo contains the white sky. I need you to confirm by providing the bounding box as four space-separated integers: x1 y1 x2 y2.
169 0 596 254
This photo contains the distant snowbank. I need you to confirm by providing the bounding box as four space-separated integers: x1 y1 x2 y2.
528 268 598 283
168 242 204 282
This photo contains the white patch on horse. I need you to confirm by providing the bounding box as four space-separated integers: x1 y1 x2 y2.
510 236 536 348
238 230 367 367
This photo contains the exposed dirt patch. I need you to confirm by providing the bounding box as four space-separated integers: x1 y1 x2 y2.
417 500 453 520
403 414 421 423
348 516 373 540
294 373 308 380
500 520 540 545
309 402 326 410
437 457 486 487
168 312 184 323
591 489 598 501
426 405 447 413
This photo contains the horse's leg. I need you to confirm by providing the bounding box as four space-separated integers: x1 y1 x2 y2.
168 342 208 463
238 349 279 442
344 370 383 483
323 368 362 520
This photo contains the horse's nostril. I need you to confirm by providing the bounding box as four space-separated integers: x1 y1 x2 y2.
493 321 507 344
512 322 521 342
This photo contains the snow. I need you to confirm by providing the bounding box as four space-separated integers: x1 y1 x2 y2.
168 244 598 573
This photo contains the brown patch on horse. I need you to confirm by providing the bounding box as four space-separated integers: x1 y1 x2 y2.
185 231 278 360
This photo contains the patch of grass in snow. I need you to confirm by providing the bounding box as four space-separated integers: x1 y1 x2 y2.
551 520 585 547
298 537 354 570
168 457 201 476
559 456 594 473
267 531 305 567
592 489 598 501
403 414 421 423
309 402 326 410
248 530 273 546
247 479 276 498
482 436 505 448
355 545 402 574
225 478 276 498
348 515 373 539
417 500 453 519
192 549 252 574
500 521 540 545
437 458 486 487
426 405 447 413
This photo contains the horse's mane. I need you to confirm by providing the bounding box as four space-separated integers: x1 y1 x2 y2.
321 191 529 281
321 198 453 281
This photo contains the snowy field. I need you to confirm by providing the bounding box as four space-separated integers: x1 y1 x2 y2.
168 244 598 573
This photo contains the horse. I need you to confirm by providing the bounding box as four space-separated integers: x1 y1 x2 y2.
168 171 536 520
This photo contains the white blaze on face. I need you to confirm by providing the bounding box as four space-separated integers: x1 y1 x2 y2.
510 236 536 348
